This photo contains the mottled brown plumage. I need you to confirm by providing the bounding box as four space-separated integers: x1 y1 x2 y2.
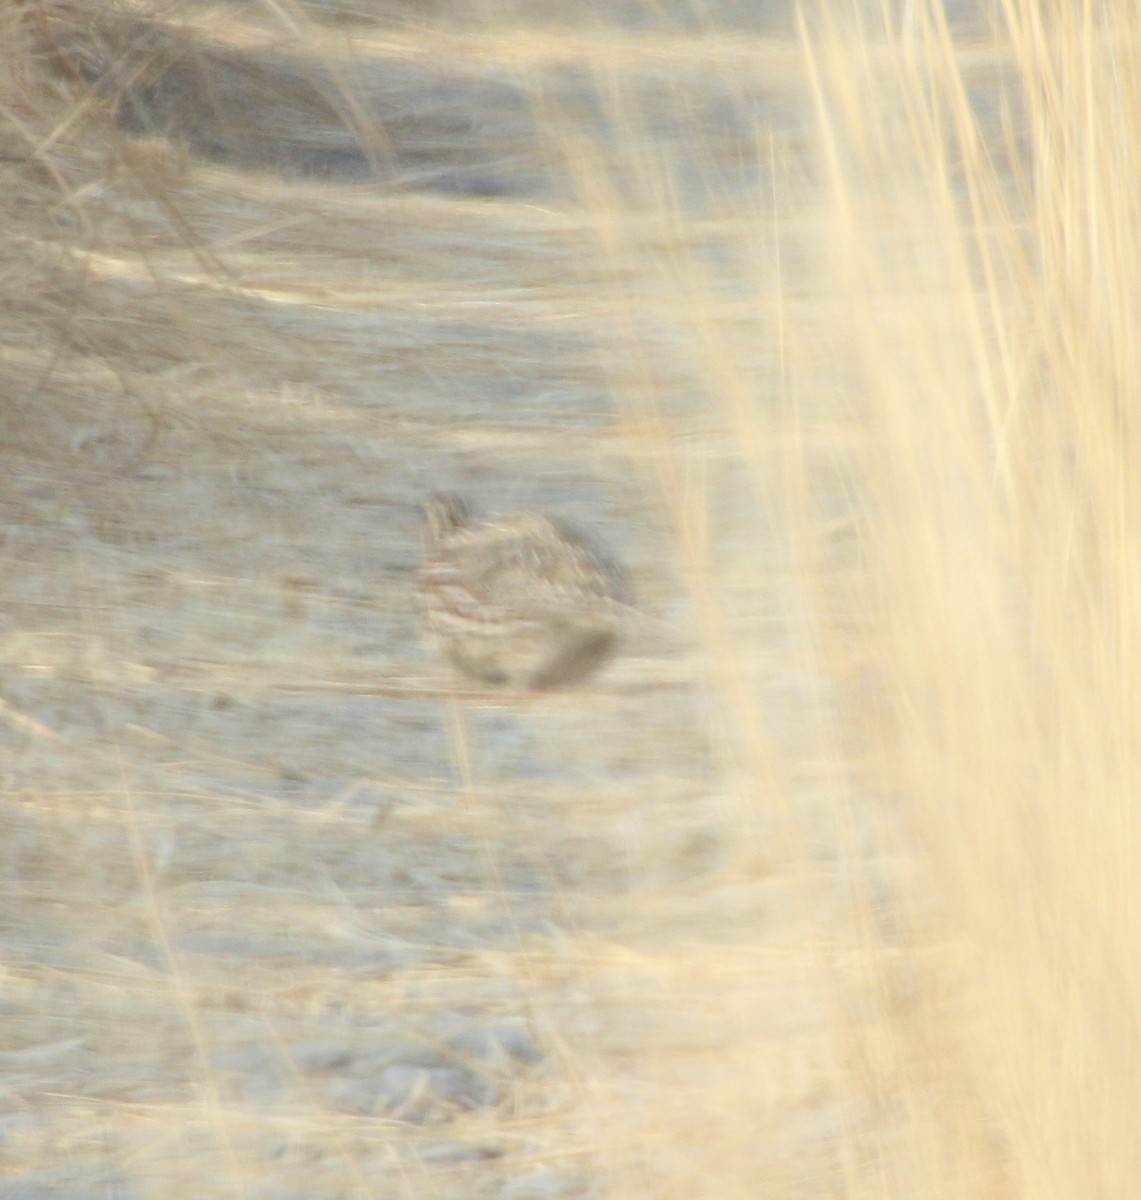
416 494 629 689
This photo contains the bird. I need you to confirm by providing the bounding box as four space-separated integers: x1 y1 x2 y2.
416 493 630 690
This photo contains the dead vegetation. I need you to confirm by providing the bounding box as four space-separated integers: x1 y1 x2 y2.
0 1 1139 1198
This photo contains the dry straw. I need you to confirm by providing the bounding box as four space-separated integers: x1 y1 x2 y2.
2 1 1139 1198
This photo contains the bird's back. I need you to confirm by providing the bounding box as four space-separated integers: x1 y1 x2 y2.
417 495 628 688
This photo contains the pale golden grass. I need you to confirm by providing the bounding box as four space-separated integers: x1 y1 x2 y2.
1 0 1137 1198
792 0 1141 1196
556 0 1141 1196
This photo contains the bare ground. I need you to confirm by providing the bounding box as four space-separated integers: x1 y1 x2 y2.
0 3 1008 1198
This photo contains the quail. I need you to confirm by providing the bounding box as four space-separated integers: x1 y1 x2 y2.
416 493 629 689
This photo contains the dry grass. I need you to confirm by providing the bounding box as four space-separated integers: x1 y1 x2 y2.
0 0 1138 1197
796 1 1141 1195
